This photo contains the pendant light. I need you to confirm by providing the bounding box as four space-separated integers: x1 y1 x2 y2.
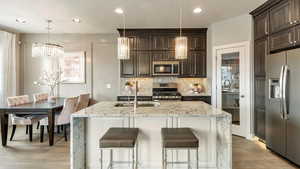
116 9 130 60
32 20 64 58
175 3 188 60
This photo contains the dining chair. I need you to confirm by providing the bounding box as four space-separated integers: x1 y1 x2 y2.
33 93 49 130
39 97 78 142
33 93 48 102
76 93 90 111
7 95 45 141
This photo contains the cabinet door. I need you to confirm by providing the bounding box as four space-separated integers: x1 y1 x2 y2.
192 51 207 77
128 36 137 50
136 35 150 50
292 0 300 23
254 38 268 76
269 0 293 34
136 51 151 77
293 24 300 46
254 12 269 40
152 35 167 50
152 51 166 61
189 35 206 50
180 57 193 77
269 28 294 52
152 35 175 50
120 52 136 77
254 77 266 140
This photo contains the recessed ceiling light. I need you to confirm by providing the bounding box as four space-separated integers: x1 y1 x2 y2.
72 18 81 23
193 8 202 14
16 18 27 23
115 8 124 14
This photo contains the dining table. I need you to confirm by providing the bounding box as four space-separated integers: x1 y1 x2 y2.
0 98 65 146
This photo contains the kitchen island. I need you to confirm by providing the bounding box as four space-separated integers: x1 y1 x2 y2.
71 101 232 169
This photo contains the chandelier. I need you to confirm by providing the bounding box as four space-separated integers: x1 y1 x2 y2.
116 9 130 60
32 20 64 58
175 3 188 60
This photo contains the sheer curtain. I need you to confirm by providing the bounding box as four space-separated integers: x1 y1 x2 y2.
0 31 17 105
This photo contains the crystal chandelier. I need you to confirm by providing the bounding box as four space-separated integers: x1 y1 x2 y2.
32 20 64 58
117 9 130 60
175 4 188 59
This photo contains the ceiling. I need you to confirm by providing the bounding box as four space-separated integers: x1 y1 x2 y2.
0 0 267 34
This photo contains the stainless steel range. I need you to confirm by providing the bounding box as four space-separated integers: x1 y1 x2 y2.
152 83 181 100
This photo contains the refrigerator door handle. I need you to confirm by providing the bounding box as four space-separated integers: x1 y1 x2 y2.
282 65 289 120
279 65 285 119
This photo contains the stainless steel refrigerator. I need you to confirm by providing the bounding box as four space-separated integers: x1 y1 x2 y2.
266 48 300 165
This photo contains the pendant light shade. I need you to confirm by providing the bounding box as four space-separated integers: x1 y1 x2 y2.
32 42 64 58
175 1 187 60
117 37 130 60
175 36 188 59
32 20 64 58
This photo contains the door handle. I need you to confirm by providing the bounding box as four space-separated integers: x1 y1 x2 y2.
279 65 285 119
282 65 289 120
240 95 245 98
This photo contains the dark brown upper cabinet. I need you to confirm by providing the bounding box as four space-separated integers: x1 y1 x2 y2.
120 52 136 78
254 12 269 40
188 35 206 50
136 51 151 77
269 0 293 34
117 29 207 78
180 51 206 78
152 34 175 50
293 24 300 46
136 34 150 50
269 28 294 52
254 38 268 77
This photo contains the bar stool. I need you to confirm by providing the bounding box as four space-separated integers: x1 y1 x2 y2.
99 127 139 169
161 128 199 169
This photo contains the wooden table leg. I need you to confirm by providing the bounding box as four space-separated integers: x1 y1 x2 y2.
0 112 8 146
48 109 55 146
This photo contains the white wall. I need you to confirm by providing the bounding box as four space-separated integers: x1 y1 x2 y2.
20 34 119 101
207 13 254 136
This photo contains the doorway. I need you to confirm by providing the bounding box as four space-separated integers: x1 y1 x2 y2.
212 41 252 138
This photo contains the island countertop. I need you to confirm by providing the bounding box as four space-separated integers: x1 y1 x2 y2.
72 101 231 118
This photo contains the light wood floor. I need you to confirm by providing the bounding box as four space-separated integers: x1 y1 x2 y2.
0 126 299 169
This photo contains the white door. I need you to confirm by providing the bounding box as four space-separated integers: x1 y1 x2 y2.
213 42 251 138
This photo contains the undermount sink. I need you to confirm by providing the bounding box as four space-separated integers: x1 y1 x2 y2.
114 102 160 108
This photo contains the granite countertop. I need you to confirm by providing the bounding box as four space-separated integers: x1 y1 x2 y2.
72 101 231 118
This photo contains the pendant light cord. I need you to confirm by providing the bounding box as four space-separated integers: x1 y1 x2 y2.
123 14 126 37
46 20 51 44
180 7 182 37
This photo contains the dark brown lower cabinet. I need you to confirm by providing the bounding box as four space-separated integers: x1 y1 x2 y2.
181 96 211 104
254 77 266 140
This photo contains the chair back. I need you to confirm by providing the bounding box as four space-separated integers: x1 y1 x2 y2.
7 95 30 106
76 93 90 111
33 93 49 102
56 97 78 125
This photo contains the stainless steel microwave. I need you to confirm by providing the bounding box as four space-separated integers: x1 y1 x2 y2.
152 61 180 76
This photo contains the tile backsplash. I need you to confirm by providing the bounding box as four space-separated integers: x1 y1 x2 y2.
119 77 211 96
